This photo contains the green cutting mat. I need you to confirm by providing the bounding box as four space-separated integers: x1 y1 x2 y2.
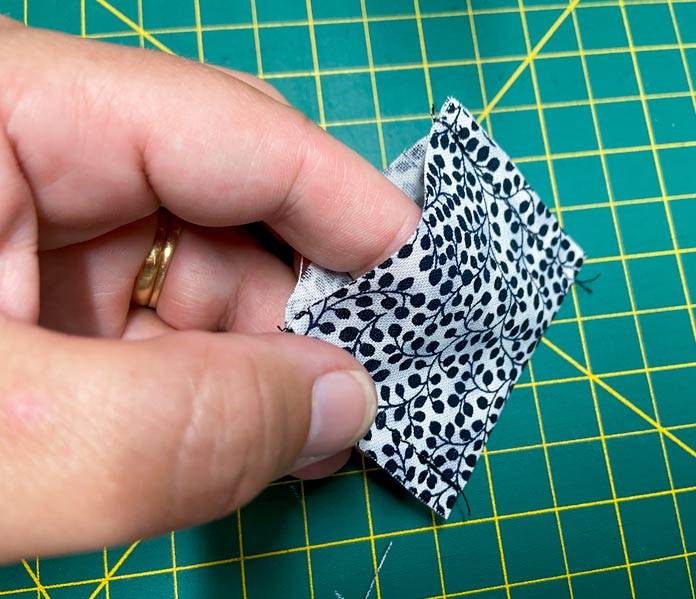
3 0 696 597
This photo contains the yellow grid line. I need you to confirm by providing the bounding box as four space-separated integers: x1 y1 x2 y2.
74 30 696 91
455 6 596 593
480 88 696 113
9 540 696 599
517 2 576 594
237 508 248 599
533 10 636 597
82 22 696 62
572 10 696 593
478 0 580 122
20 562 48 599
27 482 696 555
103 548 110 599
321 94 695 127
224 52 696 80
7 479 696 596
429 549 696 599
555 191 696 213
78 0 696 38
430 509 447 599
521 357 696 383
523 0 692 594
413 0 434 111
5 454 696 599
250 0 263 77
8 347 693 599
360 454 383 599
618 0 696 343
272 420 696 474
136 0 144 48
170 532 179 599
65 6 576 39
78 0 696 170
465 0 491 131
9 482 696 597
619 5 696 592
93 0 174 53
86 541 140 599
304 0 326 129
262 421 696 494
510 138 696 163
542 338 696 459
314 421 695 476
481 450 512 599
584 245 696 265
360 0 388 170
553 303 696 326
550 325 642 595
72 0 696 155
298 481 315 599
192 0 204 62
668 0 696 119
484 423 696 457
528 362 575 598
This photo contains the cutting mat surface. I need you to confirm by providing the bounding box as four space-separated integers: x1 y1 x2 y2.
3 0 696 597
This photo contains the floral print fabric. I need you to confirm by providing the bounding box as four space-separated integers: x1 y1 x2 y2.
285 98 584 517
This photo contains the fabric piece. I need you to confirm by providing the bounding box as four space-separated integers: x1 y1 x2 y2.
285 98 584 517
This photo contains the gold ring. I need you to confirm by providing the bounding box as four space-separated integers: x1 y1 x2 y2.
131 209 183 309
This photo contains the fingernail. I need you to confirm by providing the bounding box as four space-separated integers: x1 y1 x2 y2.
300 370 377 459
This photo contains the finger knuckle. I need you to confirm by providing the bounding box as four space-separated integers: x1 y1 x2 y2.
273 113 325 221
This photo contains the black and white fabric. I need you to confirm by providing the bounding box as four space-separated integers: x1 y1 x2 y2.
285 98 584 518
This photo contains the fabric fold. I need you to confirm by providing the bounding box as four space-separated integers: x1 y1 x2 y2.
285 98 584 517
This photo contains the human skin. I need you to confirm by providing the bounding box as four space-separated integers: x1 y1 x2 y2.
0 17 420 562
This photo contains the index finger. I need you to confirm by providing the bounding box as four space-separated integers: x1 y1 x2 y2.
2 22 421 276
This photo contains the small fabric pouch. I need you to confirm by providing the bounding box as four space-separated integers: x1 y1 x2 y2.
285 98 584 517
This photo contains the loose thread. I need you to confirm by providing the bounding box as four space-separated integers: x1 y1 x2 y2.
297 255 305 286
462 493 472 518
364 541 393 599
575 272 601 294
289 484 302 504
416 451 474 519
418 452 466 510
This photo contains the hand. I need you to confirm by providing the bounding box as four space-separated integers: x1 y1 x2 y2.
0 18 420 562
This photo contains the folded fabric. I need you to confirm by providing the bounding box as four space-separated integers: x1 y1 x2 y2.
285 98 584 518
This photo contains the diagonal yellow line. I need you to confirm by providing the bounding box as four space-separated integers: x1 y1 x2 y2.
477 0 581 122
541 338 696 459
21 561 50 599
93 0 175 54
86 541 140 599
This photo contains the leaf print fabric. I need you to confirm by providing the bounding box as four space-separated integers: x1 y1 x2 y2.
285 98 584 518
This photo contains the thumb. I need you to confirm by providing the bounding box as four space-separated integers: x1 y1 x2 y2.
0 317 376 562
